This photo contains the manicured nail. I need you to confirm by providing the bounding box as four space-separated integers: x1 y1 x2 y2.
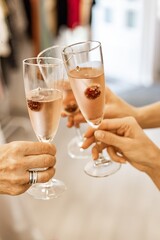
95 131 105 139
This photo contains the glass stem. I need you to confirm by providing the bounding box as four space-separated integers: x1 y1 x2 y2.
94 142 111 166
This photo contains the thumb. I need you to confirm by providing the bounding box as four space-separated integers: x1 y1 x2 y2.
94 130 125 149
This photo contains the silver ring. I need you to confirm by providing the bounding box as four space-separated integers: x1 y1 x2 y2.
29 170 38 185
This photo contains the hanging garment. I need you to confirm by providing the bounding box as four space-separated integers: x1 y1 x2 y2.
7 0 28 36
79 0 94 26
0 1 11 57
44 0 57 36
56 0 68 35
67 0 80 29
22 0 32 38
40 0 57 50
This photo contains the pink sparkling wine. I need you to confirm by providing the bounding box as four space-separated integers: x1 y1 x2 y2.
27 88 62 142
68 67 105 128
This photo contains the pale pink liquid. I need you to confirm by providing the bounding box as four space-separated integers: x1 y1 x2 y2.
68 67 105 127
27 88 62 142
58 80 79 115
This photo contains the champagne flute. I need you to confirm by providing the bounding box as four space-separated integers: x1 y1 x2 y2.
23 57 66 199
62 41 121 177
38 45 91 159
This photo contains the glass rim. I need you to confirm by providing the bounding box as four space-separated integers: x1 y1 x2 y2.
38 45 66 58
23 57 63 67
62 40 101 55
48 88 63 97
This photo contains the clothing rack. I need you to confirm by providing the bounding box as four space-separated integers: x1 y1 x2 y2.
0 0 31 142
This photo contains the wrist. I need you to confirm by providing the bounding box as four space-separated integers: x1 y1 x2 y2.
134 107 145 128
135 106 152 129
135 102 160 129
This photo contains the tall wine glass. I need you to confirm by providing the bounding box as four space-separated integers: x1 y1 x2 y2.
23 57 66 199
62 41 121 177
38 45 91 159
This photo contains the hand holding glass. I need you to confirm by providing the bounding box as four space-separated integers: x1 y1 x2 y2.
38 45 91 159
62 41 121 177
23 57 66 199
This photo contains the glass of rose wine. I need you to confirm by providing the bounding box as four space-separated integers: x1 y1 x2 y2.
62 41 121 177
23 57 66 199
38 45 91 159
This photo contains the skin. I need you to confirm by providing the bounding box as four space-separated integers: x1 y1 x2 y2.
62 86 160 129
61 83 80 128
0 141 56 196
62 86 160 188
82 117 160 190
103 87 160 129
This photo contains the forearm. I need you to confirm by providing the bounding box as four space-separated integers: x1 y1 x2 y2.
105 86 160 128
144 147 160 190
136 102 160 129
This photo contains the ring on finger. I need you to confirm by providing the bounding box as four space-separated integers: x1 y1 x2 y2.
29 170 38 185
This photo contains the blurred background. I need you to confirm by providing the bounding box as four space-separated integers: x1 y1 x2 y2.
0 0 160 240
0 0 160 119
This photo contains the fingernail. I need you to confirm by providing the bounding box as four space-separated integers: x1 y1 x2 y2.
95 131 105 139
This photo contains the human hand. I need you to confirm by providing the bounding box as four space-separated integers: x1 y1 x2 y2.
104 87 138 120
62 110 85 128
62 86 138 128
105 87 160 129
61 83 85 128
82 117 160 176
0 141 56 196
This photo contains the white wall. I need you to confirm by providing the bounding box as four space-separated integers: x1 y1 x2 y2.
92 0 159 86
